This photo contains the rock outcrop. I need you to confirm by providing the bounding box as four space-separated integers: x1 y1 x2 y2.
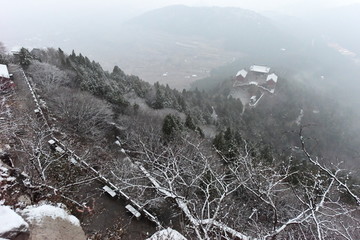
20 204 86 240
0 205 29 240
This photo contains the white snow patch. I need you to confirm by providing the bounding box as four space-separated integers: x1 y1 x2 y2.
103 185 116 197
211 106 218 121
125 204 141 218
21 204 80 226
55 146 65 154
250 65 270 74
147 227 187 240
114 140 121 147
0 206 29 235
0 164 15 183
69 157 78 165
295 109 304 126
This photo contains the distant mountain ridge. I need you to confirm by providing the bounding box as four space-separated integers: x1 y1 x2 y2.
128 5 295 53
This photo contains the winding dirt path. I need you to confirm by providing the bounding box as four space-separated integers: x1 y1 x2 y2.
6 64 157 239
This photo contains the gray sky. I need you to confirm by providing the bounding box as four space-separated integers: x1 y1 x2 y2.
1 0 359 51
2 0 360 17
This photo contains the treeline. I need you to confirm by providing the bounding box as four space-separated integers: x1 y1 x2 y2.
20 47 244 127
12 47 360 166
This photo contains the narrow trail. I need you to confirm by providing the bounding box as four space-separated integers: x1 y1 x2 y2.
8 64 159 239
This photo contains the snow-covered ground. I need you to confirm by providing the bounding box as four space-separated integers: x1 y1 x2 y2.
295 109 304 126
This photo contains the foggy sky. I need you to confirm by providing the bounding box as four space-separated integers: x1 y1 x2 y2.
2 0 360 18
1 0 360 54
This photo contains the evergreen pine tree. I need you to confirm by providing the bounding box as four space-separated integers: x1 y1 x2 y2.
162 114 182 140
213 132 226 152
153 82 165 109
19 48 32 67
185 114 196 130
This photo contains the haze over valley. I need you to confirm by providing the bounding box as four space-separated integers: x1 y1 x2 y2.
2 1 360 90
1 1 360 239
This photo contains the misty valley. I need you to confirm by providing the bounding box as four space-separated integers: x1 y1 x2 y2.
1 3 360 240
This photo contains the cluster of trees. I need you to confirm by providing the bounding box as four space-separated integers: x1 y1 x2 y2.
23 47 247 127
106 114 360 239
161 114 204 141
17 46 360 174
4 46 359 239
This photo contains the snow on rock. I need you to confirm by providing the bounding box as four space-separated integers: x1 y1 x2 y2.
0 206 29 239
20 204 86 240
20 204 80 226
146 228 187 240
0 164 16 191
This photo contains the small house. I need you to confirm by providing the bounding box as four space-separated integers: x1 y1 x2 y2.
236 69 248 81
0 64 10 81
0 64 14 91
233 69 248 87
265 73 278 90
231 65 277 108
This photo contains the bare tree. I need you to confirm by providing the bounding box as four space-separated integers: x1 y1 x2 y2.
46 88 112 138
26 61 69 92
101 117 360 240
0 66 99 210
8 51 359 239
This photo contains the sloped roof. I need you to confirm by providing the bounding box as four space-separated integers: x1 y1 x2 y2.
0 64 10 79
266 73 278 83
236 69 247 78
250 65 270 74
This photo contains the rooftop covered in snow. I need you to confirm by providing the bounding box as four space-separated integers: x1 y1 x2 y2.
0 64 10 79
249 65 270 74
236 69 248 78
266 73 278 83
